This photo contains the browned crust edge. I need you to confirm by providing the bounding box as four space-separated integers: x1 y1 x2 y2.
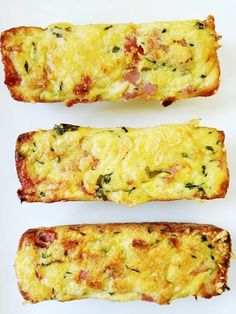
17 222 231 303
1 16 220 106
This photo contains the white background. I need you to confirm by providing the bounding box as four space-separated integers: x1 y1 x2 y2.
0 0 235 313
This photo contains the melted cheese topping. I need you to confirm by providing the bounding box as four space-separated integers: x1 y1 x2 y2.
15 223 231 304
1 16 220 105
16 121 229 206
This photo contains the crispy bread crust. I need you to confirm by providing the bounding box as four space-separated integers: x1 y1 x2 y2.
17 222 231 304
15 124 229 205
1 16 220 106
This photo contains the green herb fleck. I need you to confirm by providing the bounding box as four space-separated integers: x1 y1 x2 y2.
54 124 80 135
125 265 140 273
189 43 194 47
191 255 197 259
103 173 113 184
161 28 167 33
201 235 207 242
124 187 136 193
141 67 151 71
185 183 199 190
145 166 170 178
64 271 72 278
202 165 207 176
109 292 115 295
104 25 113 30
40 192 46 197
122 126 128 133
205 145 215 152
196 21 205 29
42 251 51 258
59 81 63 91
112 46 120 53
24 61 29 73
181 152 189 158
172 68 177 72
35 159 44 165
145 57 156 64
201 74 207 78
208 244 214 249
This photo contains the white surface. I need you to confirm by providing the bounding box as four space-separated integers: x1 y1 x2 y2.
0 0 236 313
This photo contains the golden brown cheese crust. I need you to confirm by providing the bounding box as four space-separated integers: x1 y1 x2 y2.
15 222 231 304
15 121 229 206
1 16 220 106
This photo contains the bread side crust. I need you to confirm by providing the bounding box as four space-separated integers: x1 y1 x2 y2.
16 222 231 304
1 16 220 106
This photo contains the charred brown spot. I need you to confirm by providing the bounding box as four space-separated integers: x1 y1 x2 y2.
161 97 176 107
132 239 149 249
141 293 154 302
88 280 103 289
17 132 35 144
169 236 180 248
62 240 79 250
3 56 22 86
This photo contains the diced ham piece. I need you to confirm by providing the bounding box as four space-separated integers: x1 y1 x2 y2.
79 270 88 280
73 75 92 95
36 230 57 248
123 68 140 86
124 36 144 63
143 83 156 95
132 239 149 249
123 90 142 100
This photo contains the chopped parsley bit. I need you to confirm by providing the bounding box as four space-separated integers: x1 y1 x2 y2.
205 145 215 152
201 74 207 78
211 255 215 260
191 255 197 259
146 166 170 178
33 142 37 147
181 152 189 158
42 251 51 258
124 187 136 193
161 28 167 33
125 265 140 273
185 183 200 190
208 244 214 249
202 165 207 176
141 67 151 71
196 21 205 29
112 46 120 53
109 292 115 295
54 124 80 135
50 147 55 152
103 173 113 184
216 140 221 145
104 25 113 30
35 159 44 165
65 27 71 32
201 235 207 242
121 126 128 133
189 43 195 47
40 192 46 197
24 61 29 73
59 81 63 91
145 57 156 64
147 226 152 233
64 272 72 278
172 68 177 72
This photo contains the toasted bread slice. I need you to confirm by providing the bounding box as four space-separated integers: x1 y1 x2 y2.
16 222 231 304
1 16 220 106
16 121 229 206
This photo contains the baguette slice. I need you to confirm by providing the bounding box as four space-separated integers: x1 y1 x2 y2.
1 16 220 106
16 121 229 206
16 222 231 304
